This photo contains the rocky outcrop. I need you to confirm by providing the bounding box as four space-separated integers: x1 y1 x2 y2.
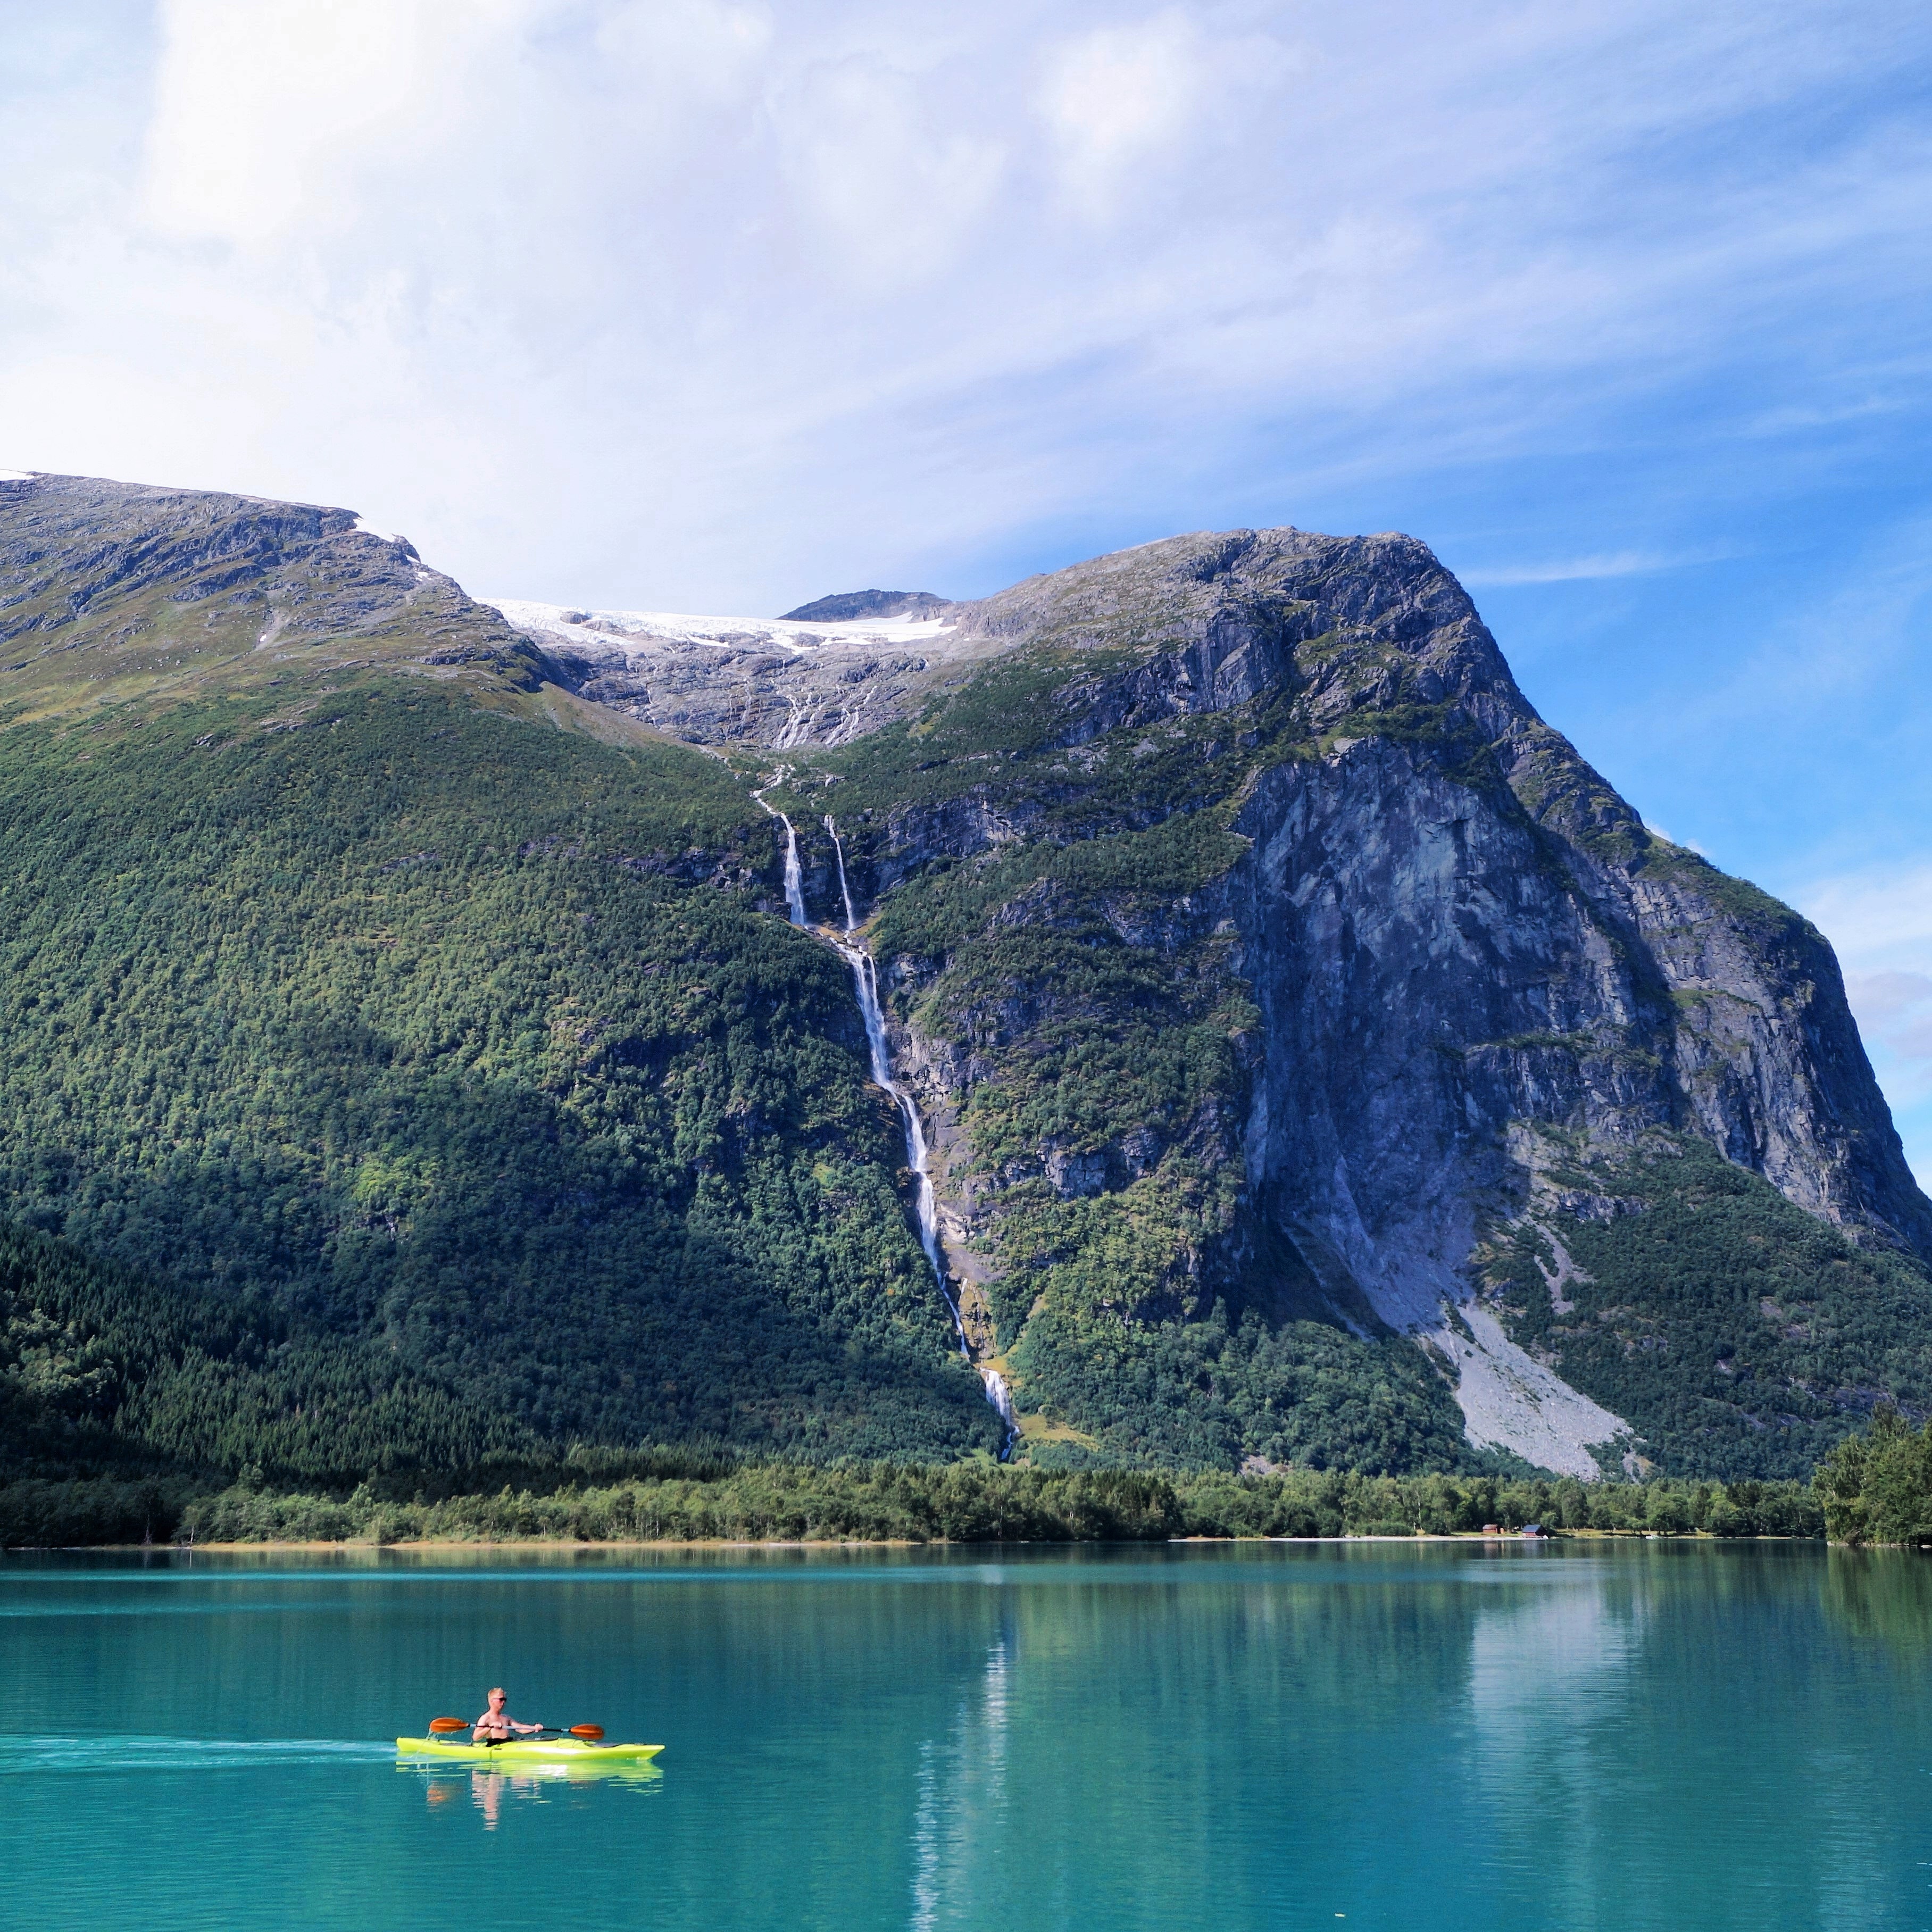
759 528 1931 1474
0 472 550 701
780 590 953 623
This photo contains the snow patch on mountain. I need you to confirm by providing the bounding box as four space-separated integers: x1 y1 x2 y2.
484 596 975 747
487 597 956 659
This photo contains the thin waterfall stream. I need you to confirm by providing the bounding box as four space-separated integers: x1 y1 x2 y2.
752 780 809 927
760 795 1017 1453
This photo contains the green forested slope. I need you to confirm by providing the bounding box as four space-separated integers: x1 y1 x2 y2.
1 1217 540 1480
1479 1139 1932 1479
0 685 1001 1476
7 479 1927 1494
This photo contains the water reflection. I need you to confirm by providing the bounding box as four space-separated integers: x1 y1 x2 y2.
407 1759 662 1832
1466 1556 1643 1928
1821 1547 1932 1670
909 1637 1010 1929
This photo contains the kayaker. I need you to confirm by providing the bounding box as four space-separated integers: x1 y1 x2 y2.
472 1687 544 1744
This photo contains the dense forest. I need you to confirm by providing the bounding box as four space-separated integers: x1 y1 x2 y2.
0 1451 1826 1548
1478 1140 1932 1479
0 688 1002 1471
1815 1407 1932 1544
0 672 1472 1484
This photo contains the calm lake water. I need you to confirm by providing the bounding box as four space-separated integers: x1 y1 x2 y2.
5 1540 1930 1930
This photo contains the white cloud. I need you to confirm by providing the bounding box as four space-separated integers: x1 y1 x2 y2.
592 0 773 95
1849 970 1932 1023
1036 13 1209 218
2 1 1930 612
1462 550 1724 586
1846 971 1932 1064
1799 863 1932 974
1641 821 1707 856
140 0 526 243
769 51 1008 286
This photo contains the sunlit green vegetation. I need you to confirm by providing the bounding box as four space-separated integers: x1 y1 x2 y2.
0 1456 1825 1547
8 490 1922 1498
1482 1140 1932 1479
0 689 1003 1474
1816 1406 1932 1544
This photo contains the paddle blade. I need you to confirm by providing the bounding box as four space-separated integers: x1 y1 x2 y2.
570 1725 605 1741
429 1717 470 1734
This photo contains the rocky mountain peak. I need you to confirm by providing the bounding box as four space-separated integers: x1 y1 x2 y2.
780 589 953 622
0 471 548 715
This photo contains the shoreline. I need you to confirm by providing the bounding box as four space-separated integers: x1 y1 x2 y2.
2 1529 1819 1554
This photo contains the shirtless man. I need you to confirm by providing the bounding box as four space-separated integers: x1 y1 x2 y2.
472 1687 545 1744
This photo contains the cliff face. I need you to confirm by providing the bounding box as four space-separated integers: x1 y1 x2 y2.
752 528 1932 1476
885 526 1926 1237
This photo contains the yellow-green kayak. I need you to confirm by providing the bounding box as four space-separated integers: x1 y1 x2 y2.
396 1736 663 1764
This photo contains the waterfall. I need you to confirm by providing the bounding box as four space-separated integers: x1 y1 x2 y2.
835 936 954 1301
755 786 1015 1456
751 783 808 926
823 813 1017 1458
824 814 857 934
980 1367 1018 1437
779 814 807 927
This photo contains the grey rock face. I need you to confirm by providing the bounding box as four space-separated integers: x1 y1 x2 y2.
761 526 1929 1473
870 524 1929 1260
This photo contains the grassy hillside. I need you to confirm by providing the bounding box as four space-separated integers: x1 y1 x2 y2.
0 684 1002 1477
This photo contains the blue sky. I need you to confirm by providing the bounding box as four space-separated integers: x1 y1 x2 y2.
2 1 1929 1178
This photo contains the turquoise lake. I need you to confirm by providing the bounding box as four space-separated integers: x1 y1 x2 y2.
5 1540 1930 1930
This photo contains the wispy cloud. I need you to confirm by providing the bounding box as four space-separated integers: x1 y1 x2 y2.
1641 821 1708 856
1798 863 1932 972
1846 971 1932 1064
1 2 1928 609
1461 549 1729 587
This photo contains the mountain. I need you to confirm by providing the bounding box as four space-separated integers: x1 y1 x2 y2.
3 472 1928 1486
780 591 953 622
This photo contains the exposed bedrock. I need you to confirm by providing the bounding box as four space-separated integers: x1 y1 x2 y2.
813 527 1930 1472
1232 734 1930 1307
873 526 1928 1267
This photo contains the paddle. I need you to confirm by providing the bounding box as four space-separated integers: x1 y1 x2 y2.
427 1717 605 1741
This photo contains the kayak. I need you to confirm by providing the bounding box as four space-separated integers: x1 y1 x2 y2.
396 1736 663 1764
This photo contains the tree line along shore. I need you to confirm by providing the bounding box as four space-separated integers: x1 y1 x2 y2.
8 1409 1932 1552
